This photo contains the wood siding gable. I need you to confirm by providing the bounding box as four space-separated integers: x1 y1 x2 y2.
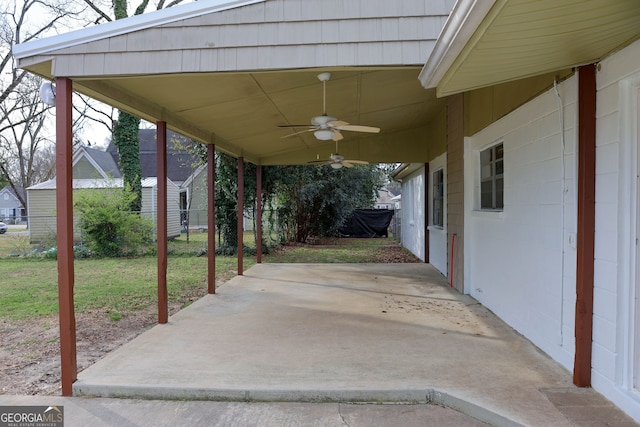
44 0 453 76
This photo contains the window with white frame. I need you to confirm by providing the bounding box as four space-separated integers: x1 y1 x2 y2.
480 143 504 210
432 169 444 227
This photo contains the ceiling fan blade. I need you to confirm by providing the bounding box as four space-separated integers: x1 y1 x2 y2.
335 124 380 133
281 128 314 138
344 159 369 165
342 161 354 168
332 130 344 141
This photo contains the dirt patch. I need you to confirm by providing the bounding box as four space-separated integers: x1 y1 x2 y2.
0 297 205 396
373 243 421 263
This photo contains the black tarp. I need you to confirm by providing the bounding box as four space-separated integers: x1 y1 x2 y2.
340 209 394 238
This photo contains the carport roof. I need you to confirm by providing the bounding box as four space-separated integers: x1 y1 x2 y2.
419 0 640 97
13 0 454 165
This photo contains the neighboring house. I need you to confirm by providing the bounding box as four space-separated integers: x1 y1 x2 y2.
0 186 25 224
78 130 204 222
73 145 122 179
179 163 208 229
106 129 201 186
374 188 396 210
26 178 181 243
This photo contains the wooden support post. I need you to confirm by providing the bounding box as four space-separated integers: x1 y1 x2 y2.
55 77 77 396
237 157 244 275
157 122 168 324
574 64 597 387
207 144 216 294
256 165 263 264
425 162 430 263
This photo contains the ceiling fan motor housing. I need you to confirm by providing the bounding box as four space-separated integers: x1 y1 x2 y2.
311 115 337 127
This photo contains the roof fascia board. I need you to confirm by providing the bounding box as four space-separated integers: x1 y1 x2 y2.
391 163 424 181
13 0 265 60
418 0 497 90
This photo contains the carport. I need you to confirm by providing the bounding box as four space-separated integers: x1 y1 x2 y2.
73 263 578 426
13 0 451 397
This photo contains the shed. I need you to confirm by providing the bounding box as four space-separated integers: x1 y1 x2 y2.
26 178 181 243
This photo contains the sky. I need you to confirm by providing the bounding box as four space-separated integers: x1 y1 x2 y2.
24 0 197 149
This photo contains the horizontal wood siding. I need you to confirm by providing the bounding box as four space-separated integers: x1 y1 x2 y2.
51 0 454 76
166 181 182 238
28 189 75 243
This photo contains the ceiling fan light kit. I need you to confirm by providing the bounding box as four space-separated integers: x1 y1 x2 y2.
279 72 380 142
314 129 334 140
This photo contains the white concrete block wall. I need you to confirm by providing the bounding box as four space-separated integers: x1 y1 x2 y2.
590 38 640 422
463 76 578 371
401 167 425 262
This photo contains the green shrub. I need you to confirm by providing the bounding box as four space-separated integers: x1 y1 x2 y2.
74 184 153 257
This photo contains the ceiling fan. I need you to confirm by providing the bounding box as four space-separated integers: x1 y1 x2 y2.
279 72 380 141
309 139 369 169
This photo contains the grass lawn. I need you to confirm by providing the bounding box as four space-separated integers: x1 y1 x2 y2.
0 232 255 320
0 231 404 321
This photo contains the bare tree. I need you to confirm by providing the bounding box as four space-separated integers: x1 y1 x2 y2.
0 0 90 213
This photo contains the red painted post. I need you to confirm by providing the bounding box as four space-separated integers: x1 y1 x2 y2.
424 162 430 263
256 165 263 263
55 77 77 396
207 144 216 294
574 64 597 387
157 122 168 324
237 157 244 275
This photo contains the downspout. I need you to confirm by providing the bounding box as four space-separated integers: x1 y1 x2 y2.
574 64 597 387
554 79 567 346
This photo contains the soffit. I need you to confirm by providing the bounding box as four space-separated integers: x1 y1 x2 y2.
434 0 640 96
67 67 443 165
13 0 454 165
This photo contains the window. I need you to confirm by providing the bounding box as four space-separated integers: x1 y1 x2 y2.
432 169 444 227
480 143 504 210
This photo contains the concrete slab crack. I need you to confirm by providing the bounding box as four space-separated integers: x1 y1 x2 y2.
338 403 351 426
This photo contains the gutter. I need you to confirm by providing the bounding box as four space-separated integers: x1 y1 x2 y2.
418 0 495 89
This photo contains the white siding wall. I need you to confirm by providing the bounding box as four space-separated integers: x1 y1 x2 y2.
464 76 578 371
401 167 425 261
428 153 447 276
592 38 640 422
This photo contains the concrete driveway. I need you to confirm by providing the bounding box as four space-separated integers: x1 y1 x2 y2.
70 263 633 426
